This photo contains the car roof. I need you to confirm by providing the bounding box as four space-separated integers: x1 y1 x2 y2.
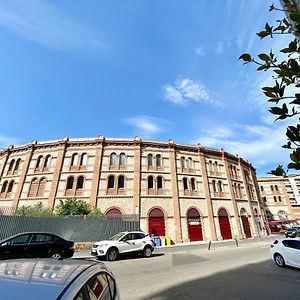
0 232 66 243
0 258 110 300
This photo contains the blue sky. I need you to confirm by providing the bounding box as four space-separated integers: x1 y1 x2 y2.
0 0 295 176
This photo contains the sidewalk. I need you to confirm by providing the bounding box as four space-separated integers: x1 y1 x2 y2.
73 234 281 259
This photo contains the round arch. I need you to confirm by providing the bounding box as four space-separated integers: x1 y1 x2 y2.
218 208 232 240
187 208 203 241
148 207 165 236
106 207 122 216
240 208 251 238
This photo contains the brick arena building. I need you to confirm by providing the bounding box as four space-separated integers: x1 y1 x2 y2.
0 136 268 243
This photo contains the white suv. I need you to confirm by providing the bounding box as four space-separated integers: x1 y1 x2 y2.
91 231 155 261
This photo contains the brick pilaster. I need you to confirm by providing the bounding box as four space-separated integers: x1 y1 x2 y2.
132 137 142 215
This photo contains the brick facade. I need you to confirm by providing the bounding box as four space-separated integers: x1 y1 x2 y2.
0 136 268 243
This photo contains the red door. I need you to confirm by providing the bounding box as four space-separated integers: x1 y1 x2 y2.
148 208 165 236
187 208 203 241
218 209 232 240
241 216 252 238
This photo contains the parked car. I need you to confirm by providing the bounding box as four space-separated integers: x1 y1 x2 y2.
0 232 74 260
0 258 119 300
91 231 155 261
285 226 300 238
270 238 300 268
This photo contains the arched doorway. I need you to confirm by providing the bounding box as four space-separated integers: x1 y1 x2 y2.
240 208 251 238
218 208 232 240
106 208 122 216
187 208 203 241
148 208 165 236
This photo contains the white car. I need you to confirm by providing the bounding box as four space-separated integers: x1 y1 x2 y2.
91 231 155 261
270 238 300 268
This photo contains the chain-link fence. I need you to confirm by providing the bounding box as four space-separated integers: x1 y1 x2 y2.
0 208 140 242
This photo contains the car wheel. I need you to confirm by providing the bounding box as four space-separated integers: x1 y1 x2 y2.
106 248 118 261
274 254 286 267
143 246 152 258
51 252 63 259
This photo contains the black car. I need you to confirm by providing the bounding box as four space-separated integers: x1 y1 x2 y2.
0 258 119 300
285 226 300 238
0 232 74 260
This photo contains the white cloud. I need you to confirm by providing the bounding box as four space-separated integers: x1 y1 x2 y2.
195 46 205 56
215 41 224 54
193 123 290 172
0 134 23 150
163 78 216 106
123 116 169 138
0 0 109 53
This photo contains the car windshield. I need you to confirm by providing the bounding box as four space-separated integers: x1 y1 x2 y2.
109 232 125 241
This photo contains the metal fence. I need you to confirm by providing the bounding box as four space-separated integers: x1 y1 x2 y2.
0 212 140 242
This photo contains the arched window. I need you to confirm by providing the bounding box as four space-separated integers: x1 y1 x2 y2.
156 154 162 167
36 156 43 169
188 157 193 169
157 176 163 189
118 176 124 189
119 153 126 167
8 160 15 174
147 154 153 166
14 159 21 172
37 178 47 197
44 155 51 169
28 178 38 197
274 196 277 202
260 186 264 192
71 154 78 167
181 157 186 169
148 176 154 189
212 180 217 192
214 161 218 172
229 165 233 176
108 175 114 189
110 153 116 166
80 153 88 166
106 208 122 216
270 185 274 191
275 185 278 191
240 208 247 216
76 176 84 190
238 184 242 198
218 180 223 192
191 178 196 191
7 180 14 194
183 178 188 190
233 183 237 197
278 196 282 202
66 177 74 190
1 181 8 194
208 160 213 172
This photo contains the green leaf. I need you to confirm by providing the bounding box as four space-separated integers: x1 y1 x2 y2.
238 53 252 62
290 13 300 24
258 53 269 62
257 31 270 39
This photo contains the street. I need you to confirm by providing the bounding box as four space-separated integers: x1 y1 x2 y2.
81 238 300 299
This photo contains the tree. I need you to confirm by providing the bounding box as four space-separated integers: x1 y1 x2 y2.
15 201 53 217
239 0 300 175
55 197 91 216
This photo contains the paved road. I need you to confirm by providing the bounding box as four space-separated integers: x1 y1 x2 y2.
89 238 300 300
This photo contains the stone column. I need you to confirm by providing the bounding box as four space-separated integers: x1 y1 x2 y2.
90 135 105 208
12 143 35 210
48 138 68 209
198 145 217 240
222 152 243 238
132 137 142 215
168 140 183 243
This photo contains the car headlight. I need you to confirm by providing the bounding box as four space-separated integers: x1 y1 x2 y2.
96 244 109 248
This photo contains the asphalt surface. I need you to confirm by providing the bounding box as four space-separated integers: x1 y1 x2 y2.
74 236 300 299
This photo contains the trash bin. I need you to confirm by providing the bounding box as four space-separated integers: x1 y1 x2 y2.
154 237 161 247
165 236 171 246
